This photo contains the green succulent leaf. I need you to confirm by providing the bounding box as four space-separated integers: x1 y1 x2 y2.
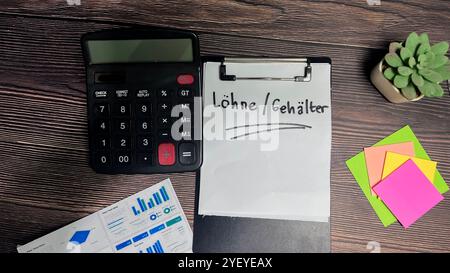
398 66 413 76
411 72 425 87
408 57 416 68
405 32 420 53
435 64 450 80
419 81 444 97
419 33 430 45
419 68 443 83
418 54 427 64
417 42 431 55
401 83 419 100
400 47 412 61
385 53 403 68
430 41 449 55
417 81 435 97
383 67 396 80
430 55 448 69
431 83 445 97
424 51 435 64
394 74 409 88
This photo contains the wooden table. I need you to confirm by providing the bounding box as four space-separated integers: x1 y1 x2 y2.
0 0 449 253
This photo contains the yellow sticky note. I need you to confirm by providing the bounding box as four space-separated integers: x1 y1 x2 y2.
382 152 437 183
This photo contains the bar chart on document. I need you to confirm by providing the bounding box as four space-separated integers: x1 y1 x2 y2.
100 179 192 253
131 185 171 216
17 179 192 253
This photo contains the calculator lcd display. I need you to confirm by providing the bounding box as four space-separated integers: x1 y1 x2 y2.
87 39 193 64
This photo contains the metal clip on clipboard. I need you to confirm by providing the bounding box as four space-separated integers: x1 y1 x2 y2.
219 57 312 82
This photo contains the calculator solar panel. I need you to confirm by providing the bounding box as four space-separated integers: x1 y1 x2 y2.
81 28 202 174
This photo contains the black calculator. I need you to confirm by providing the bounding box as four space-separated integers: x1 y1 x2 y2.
81 28 202 174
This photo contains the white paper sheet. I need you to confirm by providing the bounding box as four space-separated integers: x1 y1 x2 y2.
17 179 192 253
199 61 331 222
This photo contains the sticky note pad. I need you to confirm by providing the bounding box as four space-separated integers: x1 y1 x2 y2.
346 125 448 227
382 152 437 183
364 142 415 195
373 160 444 229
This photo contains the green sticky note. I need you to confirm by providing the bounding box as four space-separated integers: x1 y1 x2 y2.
346 125 448 227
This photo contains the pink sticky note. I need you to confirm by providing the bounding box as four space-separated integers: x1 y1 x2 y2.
373 160 444 229
364 142 415 195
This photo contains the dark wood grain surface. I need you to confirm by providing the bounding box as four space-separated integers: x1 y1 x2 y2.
0 0 449 253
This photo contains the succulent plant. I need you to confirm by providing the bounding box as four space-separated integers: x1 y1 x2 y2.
383 32 450 100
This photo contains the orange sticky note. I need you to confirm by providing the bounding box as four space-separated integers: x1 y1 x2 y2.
364 142 415 196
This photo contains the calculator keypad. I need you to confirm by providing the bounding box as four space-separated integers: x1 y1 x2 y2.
89 71 201 173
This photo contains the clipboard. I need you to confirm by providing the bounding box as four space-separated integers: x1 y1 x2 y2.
193 56 332 252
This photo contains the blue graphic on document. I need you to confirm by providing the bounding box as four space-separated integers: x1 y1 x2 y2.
146 240 164 253
131 186 170 216
69 230 90 245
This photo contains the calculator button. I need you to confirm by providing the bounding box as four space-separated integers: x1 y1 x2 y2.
136 89 151 98
175 103 192 117
178 88 192 98
114 136 131 149
158 130 170 140
94 104 109 116
180 128 192 140
137 120 151 133
115 89 129 99
158 143 175 166
157 102 171 112
137 104 151 116
158 89 171 98
137 136 152 150
94 90 109 99
115 119 130 132
158 116 171 127
175 114 192 140
96 136 110 150
179 115 192 125
179 143 196 165
179 102 191 110
137 153 153 165
96 153 111 167
114 103 130 116
115 153 131 166
96 119 109 132
177 74 194 85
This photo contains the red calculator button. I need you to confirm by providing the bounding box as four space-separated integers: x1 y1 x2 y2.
177 74 194 85
158 143 176 166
